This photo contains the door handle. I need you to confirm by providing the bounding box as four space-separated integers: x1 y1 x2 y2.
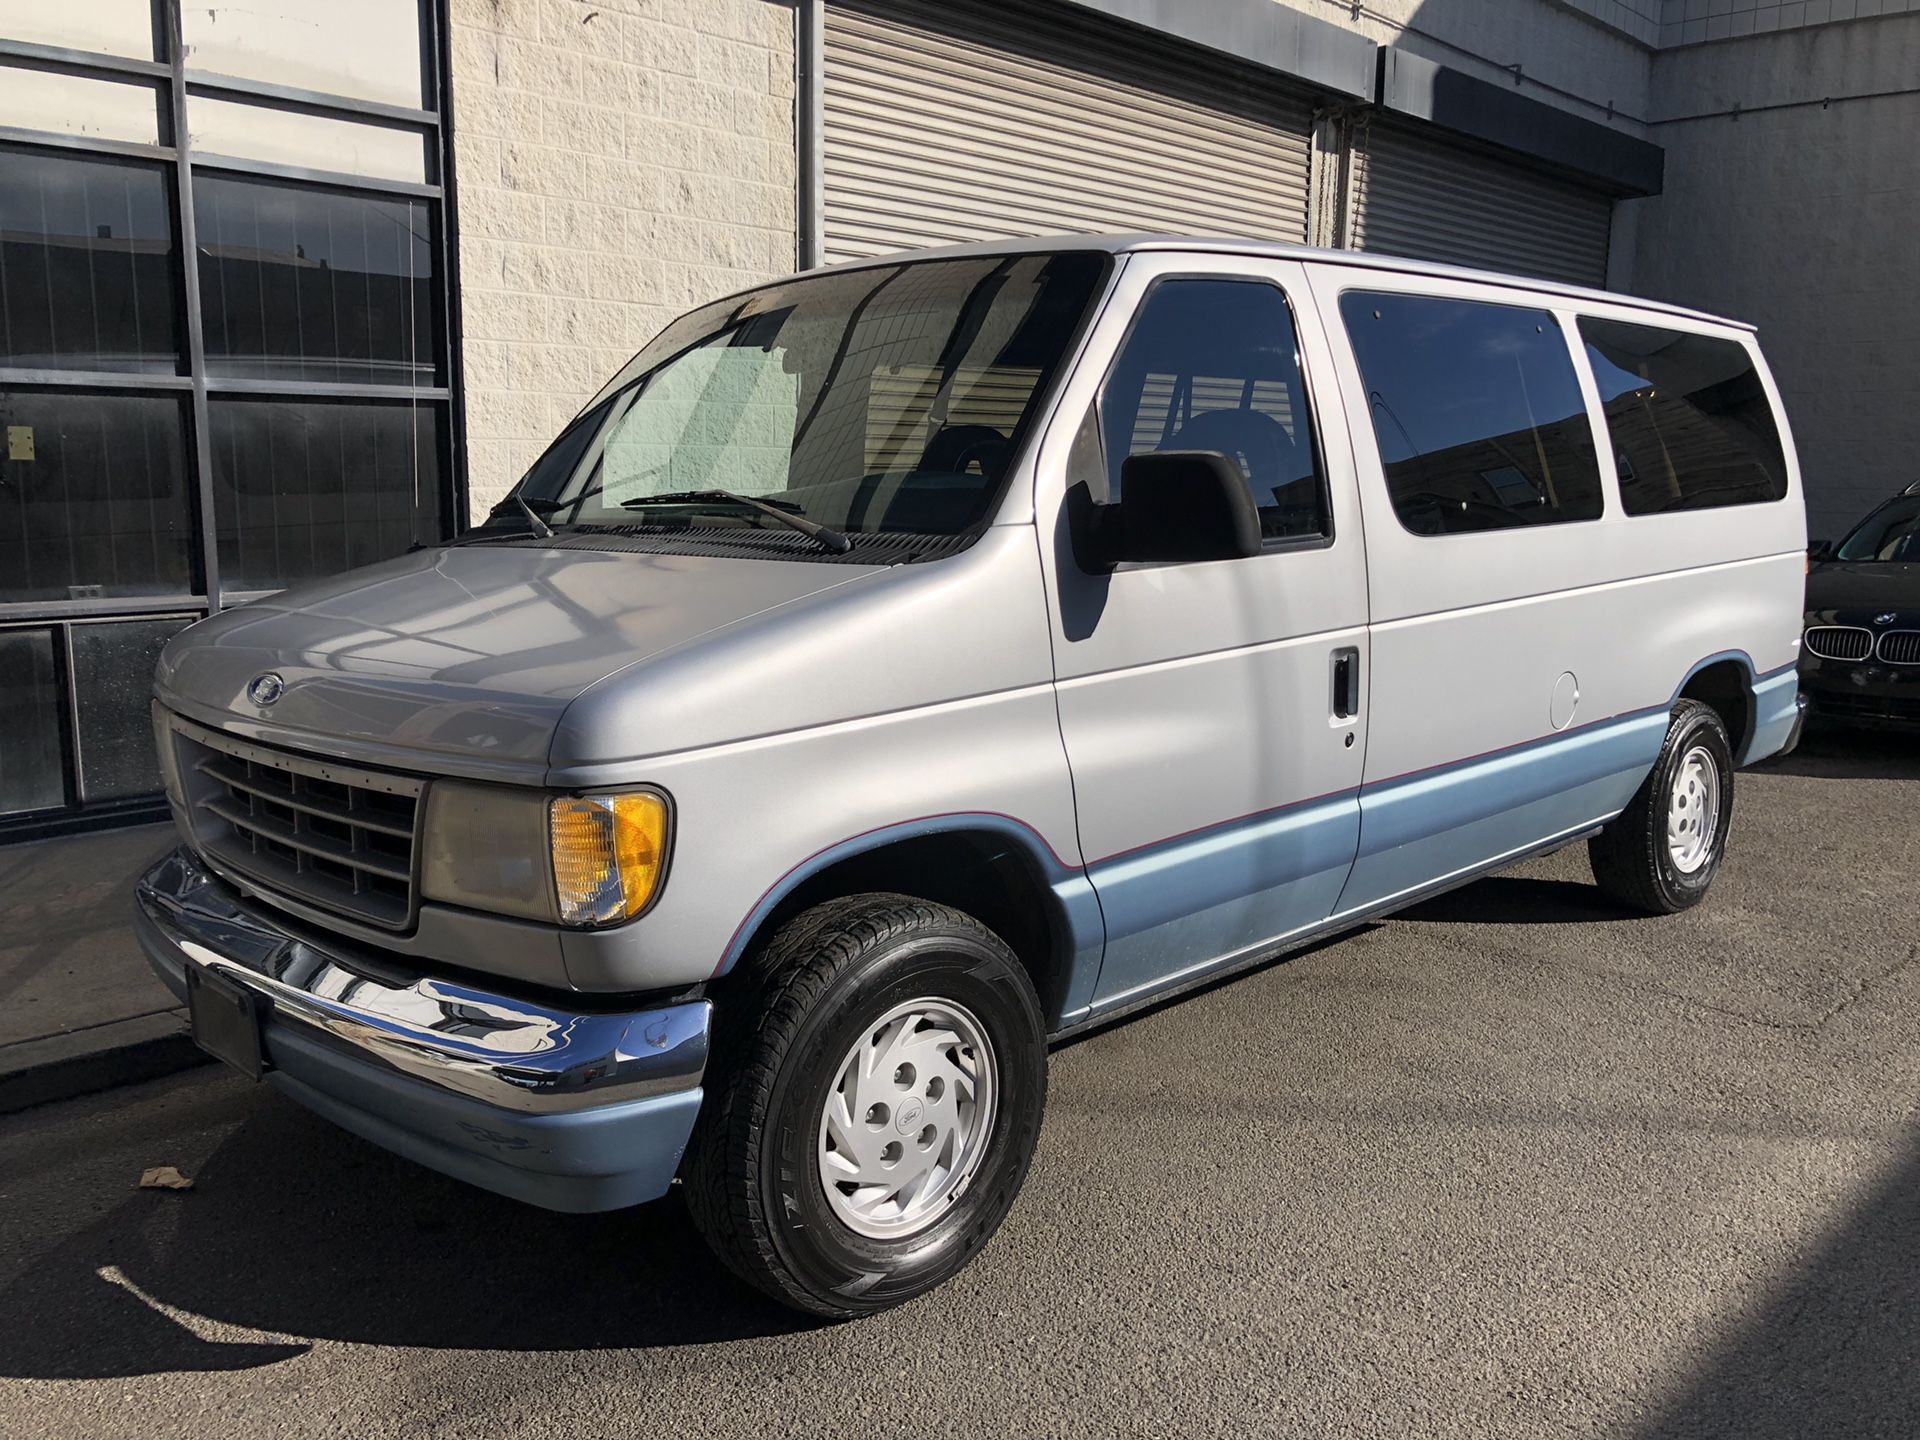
1331 647 1360 720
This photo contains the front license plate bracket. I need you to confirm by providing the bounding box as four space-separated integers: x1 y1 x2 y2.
186 964 266 1081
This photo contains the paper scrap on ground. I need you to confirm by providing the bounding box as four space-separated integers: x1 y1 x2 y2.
138 1166 194 1191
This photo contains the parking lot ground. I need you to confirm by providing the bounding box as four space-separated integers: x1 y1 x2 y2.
0 731 1915 1440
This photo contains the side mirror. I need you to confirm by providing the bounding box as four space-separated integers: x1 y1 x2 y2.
1096 451 1263 567
1808 539 1835 563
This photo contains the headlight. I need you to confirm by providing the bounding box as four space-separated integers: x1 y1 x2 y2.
420 783 671 927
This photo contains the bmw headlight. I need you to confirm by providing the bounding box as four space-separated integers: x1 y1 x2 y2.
419 783 671 926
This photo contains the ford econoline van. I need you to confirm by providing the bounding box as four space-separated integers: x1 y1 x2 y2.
136 236 1807 1316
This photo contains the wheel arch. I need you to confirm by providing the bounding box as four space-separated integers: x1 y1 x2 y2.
712 816 1099 1028
1672 651 1759 764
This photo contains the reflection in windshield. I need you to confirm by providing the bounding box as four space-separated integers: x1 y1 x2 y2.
508 252 1107 546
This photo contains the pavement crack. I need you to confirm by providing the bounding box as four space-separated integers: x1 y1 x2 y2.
1804 943 1920 1029
1609 942 1920 1035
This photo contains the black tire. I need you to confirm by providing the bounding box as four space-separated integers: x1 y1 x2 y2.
683 893 1047 1318
1589 699 1735 914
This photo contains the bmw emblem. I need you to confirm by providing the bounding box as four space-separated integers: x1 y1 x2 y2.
247 672 285 707
1875 613 1898 626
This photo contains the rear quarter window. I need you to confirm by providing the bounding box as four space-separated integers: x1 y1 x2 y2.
1339 292 1603 536
1577 318 1787 514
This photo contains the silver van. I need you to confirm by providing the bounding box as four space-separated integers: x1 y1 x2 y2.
137 236 1807 1316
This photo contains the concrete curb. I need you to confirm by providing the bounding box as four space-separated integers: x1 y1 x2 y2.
0 1010 213 1116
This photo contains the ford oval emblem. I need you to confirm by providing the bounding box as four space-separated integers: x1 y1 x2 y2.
247 672 285 707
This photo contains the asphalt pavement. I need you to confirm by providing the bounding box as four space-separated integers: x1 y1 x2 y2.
1 730 1915 1439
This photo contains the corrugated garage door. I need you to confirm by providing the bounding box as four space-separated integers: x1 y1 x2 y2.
1347 121 1613 287
823 0 1316 264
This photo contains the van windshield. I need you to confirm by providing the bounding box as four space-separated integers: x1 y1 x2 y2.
500 251 1108 554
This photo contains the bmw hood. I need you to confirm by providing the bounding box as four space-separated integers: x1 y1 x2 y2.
1804 560 1920 623
155 543 881 777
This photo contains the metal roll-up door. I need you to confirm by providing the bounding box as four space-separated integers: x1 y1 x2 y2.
823 0 1316 264
1347 121 1613 287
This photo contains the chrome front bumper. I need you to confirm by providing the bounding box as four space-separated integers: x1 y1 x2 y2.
135 846 711 1212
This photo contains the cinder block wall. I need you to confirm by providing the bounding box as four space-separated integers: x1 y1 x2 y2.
1630 14 1920 537
448 0 797 516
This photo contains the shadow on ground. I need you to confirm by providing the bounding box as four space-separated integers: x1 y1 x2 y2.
1757 726 1920 783
0 1092 813 1380
1639 1135 1920 1438
1397 874 1631 926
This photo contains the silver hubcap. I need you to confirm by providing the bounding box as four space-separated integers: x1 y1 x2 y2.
817 998 997 1240
1667 743 1721 874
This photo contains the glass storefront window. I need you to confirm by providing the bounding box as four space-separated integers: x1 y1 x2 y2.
194 175 439 386
0 2 451 833
0 390 194 602
210 398 441 593
0 628 66 817
188 97 428 185
0 0 158 60
70 615 195 801
0 148 183 375
181 0 426 109
0 67 163 146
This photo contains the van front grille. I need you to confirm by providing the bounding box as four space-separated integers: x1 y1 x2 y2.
1877 630 1920 665
169 717 425 931
1804 626 1872 662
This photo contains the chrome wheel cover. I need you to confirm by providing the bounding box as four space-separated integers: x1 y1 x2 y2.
1667 743 1722 875
816 997 998 1240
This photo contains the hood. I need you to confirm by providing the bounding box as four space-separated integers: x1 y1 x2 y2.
157 543 880 777
1805 560 1920 622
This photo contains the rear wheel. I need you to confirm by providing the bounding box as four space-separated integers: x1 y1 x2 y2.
1589 699 1735 914
683 894 1047 1317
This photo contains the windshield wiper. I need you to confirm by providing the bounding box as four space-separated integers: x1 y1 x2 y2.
475 493 558 540
512 493 556 539
619 489 852 555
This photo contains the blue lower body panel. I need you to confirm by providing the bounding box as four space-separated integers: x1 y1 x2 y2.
1088 792 1360 1009
1335 711 1667 917
1743 669 1802 764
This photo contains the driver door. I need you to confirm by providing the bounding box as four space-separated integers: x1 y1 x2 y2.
1035 255 1371 1017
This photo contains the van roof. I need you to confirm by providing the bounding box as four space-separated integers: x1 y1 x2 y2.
812 233 1757 333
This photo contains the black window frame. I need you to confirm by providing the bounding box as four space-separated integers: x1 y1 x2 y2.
0 0 461 840
1078 271 1337 569
1337 287 1608 540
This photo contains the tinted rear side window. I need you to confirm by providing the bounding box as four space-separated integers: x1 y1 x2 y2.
1578 318 1786 514
1340 293 1602 536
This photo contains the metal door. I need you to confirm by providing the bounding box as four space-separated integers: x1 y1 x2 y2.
1032 252 1371 1016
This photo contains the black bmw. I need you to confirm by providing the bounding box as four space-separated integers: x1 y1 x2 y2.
1801 481 1920 730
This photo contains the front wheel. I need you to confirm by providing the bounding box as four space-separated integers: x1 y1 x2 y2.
1589 698 1735 914
683 894 1047 1317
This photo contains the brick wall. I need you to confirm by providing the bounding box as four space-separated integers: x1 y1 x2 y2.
447 0 796 515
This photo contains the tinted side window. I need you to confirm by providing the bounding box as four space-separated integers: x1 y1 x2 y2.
1096 279 1327 542
1578 318 1786 515
1339 293 1603 536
